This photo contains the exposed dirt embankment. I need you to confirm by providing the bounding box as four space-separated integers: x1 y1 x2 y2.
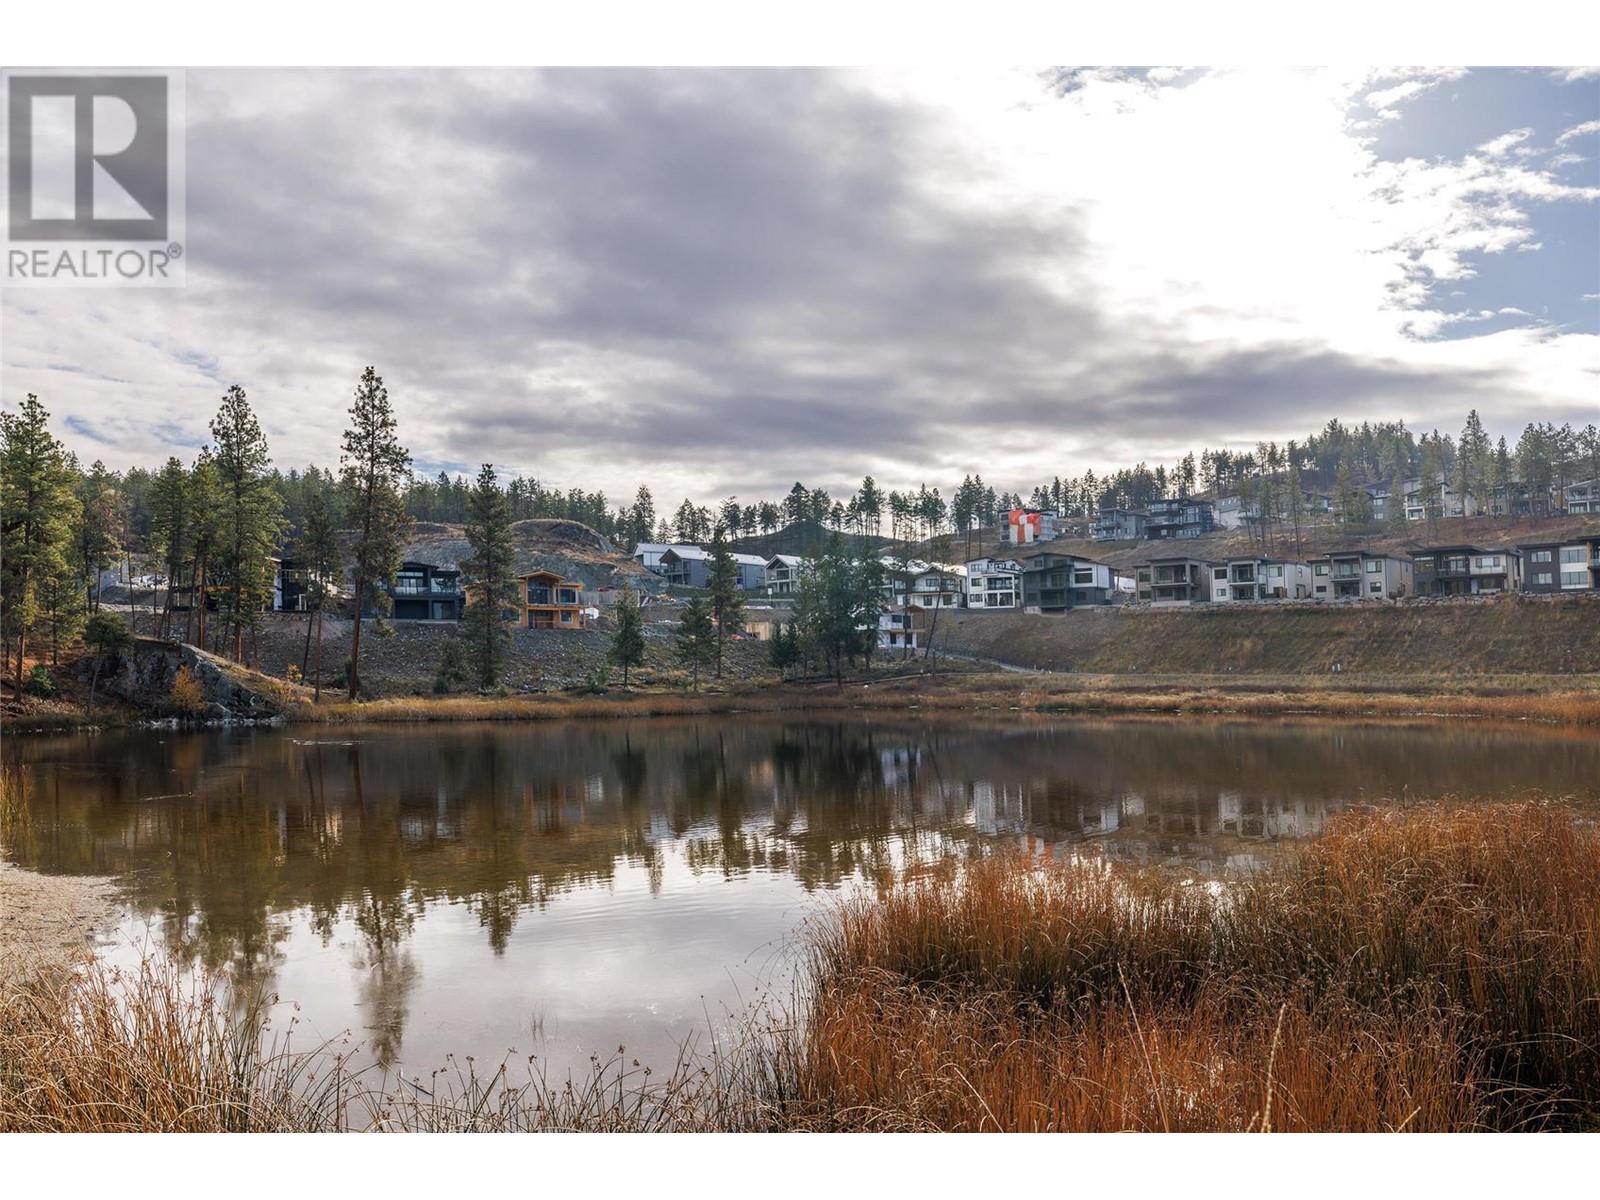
0 862 113 978
927 594 1600 675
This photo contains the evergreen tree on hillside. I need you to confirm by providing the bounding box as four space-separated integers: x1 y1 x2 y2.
340 366 412 699
0 395 79 684
794 535 882 687
75 459 123 614
461 463 518 688
298 489 342 701
607 581 646 687
674 596 716 691
209 385 284 662
149 456 191 638
706 524 746 679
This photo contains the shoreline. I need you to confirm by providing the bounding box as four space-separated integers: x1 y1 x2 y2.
9 668 1600 734
0 861 116 980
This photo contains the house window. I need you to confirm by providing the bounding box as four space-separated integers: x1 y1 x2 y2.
1532 550 1553 563
1562 571 1588 588
1213 567 1227 581
1474 556 1500 570
1366 560 1382 573
1315 584 1328 594
1561 548 1585 564
1414 556 1433 570
1314 564 1330 576
1535 572 1553 585
1369 582 1382 593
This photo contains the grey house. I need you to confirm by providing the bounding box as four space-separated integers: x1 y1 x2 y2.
658 546 767 591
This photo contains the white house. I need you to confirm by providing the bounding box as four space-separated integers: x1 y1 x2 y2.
1210 556 1314 602
877 610 920 654
763 554 811 596
880 559 966 609
964 557 1023 609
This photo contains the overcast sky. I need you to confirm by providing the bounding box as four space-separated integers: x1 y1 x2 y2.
4 66 1597 506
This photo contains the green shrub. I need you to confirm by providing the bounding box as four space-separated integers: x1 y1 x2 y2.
24 665 56 697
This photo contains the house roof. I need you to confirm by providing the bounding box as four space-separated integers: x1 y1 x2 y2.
634 542 698 556
766 554 808 568
661 546 767 568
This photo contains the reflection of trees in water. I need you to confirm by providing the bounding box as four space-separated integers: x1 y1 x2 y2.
9 716 1600 985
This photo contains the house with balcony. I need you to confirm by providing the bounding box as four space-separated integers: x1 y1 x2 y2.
374 561 465 620
632 542 699 573
1311 550 1411 600
1411 545 1521 596
1211 556 1313 602
1091 507 1147 542
1564 479 1599 515
517 570 588 629
877 610 920 654
763 554 810 596
964 557 1023 609
1019 553 1118 612
1144 498 1216 540
1003 508 1059 545
657 546 767 591
1138 555 1216 605
1520 536 1600 593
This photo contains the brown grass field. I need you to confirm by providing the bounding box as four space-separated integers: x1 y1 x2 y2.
1 796 1596 1132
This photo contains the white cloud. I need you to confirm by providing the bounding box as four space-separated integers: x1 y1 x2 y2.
1478 128 1533 157
1556 119 1600 145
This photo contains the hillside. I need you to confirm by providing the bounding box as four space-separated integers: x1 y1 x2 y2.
926 593 1600 676
384 519 659 592
913 511 1600 571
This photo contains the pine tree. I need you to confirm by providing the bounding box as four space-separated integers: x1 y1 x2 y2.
705 525 745 679
674 596 716 691
209 386 283 662
340 366 412 699
0 395 80 683
149 456 191 638
298 489 342 700
75 460 123 614
461 463 518 688
607 581 646 687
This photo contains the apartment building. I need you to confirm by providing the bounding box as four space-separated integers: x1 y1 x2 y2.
1311 550 1412 600
964 557 1023 609
1520 536 1600 593
1211 556 1313 602
1411 545 1522 596
1018 553 1118 612
1138 555 1215 604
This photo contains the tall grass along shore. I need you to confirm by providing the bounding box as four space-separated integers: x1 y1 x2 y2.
1 799 1596 1131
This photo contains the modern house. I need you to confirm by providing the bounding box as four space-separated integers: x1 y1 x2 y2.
1019 554 1118 612
877 610 920 654
517 569 587 629
1211 556 1313 602
632 543 698 573
1139 556 1216 605
1144 498 1216 540
1564 480 1598 515
657 546 767 591
964 557 1023 609
1310 550 1411 600
1003 508 1059 545
1411 546 1521 596
379 561 464 621
277 557 344 613
880 560 965 609
763 554 810 596
1521 535 1600 593
1091 508 1147 542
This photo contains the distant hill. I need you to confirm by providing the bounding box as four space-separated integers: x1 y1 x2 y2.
345 518 660 593
729 520 893 560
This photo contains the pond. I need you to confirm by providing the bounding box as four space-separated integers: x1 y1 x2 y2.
6 715 1600 1084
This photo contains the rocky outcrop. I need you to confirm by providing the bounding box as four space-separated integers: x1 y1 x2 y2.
97 637 291 720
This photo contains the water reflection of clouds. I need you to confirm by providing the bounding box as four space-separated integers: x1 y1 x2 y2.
12 716 1600 1085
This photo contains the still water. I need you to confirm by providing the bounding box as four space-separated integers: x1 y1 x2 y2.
6 716 1600 1080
